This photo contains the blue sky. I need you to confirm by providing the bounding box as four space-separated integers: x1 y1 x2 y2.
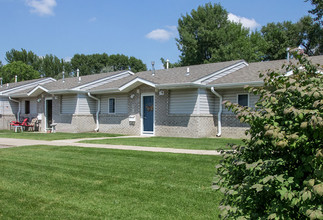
0 0 314 70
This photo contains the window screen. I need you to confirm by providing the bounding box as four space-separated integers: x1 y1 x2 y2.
238 94 248 107
109 98 115 113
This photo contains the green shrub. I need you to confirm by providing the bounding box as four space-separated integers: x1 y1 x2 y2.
214 53 323 219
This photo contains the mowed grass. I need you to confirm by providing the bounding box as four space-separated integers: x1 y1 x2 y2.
0 146 222 219
81 136 243 150
0 130 122 140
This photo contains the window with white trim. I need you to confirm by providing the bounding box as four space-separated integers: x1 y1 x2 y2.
238 94 249 107
109 98 115 113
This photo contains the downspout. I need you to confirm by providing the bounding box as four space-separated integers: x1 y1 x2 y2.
211 87 222 137
87 92 100 132
9 97 20 122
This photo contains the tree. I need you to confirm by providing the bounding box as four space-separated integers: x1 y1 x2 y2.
1 61 40 83
306 0 323 24
214 53 323 219
297 16 323 55
5 48 41 71
128 56 147 72
176 3 265 66
261 21 300 60
39 54 64 78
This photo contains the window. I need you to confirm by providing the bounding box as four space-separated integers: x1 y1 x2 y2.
238 94 249 107
25 100 30 114
109 98 115 113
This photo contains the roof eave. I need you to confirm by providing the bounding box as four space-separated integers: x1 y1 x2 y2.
207 81 264 89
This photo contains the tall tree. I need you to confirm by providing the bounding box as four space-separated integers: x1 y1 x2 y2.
39 54 64 78
128 56 147 72
261 21 300 60
1 61 40 83
5 48 41 71
306 0 323 24
297 16 323 55
176 3 265 65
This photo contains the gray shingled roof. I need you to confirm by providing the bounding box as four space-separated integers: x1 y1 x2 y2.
208 55 323 85
42 71 126 91
0 78 53 92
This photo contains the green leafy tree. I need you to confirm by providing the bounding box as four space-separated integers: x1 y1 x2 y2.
5 48 41 71
176 3 265 65
297 16 323 55
261 21 300 60
1 61 40 83
306 0 323 24
214 53 323 219
39 54 64 78
128 56 147 72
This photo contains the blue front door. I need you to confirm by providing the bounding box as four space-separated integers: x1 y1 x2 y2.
143 96 154 133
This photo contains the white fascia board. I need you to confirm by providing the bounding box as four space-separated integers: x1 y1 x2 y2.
156 82 202 90
1 78 56 95
73 71 134 91
207 81 263 89
194 61 248 84
27 85 49 96
119 78 156 91
87 88 120 95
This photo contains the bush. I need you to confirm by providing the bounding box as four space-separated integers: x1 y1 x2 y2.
214 53 323 219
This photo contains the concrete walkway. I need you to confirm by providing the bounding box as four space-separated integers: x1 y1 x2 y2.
0 137 222 156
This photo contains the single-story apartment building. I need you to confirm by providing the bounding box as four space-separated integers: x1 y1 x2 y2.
1 55 322 138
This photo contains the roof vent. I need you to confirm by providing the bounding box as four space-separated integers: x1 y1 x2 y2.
15 75 17 83
286 47 290 62
78 77 81 83
166 59 169 70
151 61 155 76
62 71 65 83
0 78 2 88
77 68 80 77
186 67 190 76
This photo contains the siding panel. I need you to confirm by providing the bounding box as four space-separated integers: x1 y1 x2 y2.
61 95 77 114
199 89 216 114
78 94 97 114
101 94 128 114
169 89 198 114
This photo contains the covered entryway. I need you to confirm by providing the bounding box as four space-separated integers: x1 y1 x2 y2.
142 94 154 134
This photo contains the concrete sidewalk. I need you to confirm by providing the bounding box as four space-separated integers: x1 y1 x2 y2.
0 137 222 156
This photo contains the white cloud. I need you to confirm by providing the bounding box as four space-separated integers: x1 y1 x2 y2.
228 13 260 30
146 26 177 42
26 0 57 16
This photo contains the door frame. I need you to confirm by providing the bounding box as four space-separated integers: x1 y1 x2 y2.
44 98 52 131
141 93 155 135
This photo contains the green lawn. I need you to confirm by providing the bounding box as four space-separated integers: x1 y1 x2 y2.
0 146 222 219
0 130 122 140
81 136 243 150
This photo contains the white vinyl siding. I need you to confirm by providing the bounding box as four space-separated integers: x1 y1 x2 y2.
21 99 37 114
169 89 198 114
77 94 97 114
198 89 216 114
212 89 260 114
101 94 128 114
61 95 77 114
0 97 18 115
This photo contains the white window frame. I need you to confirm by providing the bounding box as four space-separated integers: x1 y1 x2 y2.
237 93 249 107
108 97 116 114
141 92 155 135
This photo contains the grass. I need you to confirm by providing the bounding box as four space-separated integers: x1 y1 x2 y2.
0 130 122 140
0 146 222 219
81 136 243 150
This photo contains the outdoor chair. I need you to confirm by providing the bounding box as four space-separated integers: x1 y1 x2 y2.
21 118 36 131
